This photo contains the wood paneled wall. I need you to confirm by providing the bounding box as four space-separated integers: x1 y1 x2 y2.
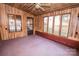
35 7 79 39
35 15 43 32
0 4 34 40
0 3 79 40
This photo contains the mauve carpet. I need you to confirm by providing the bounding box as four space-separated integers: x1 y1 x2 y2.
0 35 78 56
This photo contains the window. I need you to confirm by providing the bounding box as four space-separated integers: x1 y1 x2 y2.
48 16 53 34
44 17 48 32
8 15 22 32
54 15 60 35
16 15 22 31
43 14 71 38
8 15 15 32
61 14 70 37
27 18 33 31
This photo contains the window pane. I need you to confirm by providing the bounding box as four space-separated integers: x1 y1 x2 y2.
9 15 15 32
54 15 60 35
28 25 33 30
44 17 48 32
16 15 22 31
27 19 33 31
61 14 70 37
48 16 53 34
27 23 33 31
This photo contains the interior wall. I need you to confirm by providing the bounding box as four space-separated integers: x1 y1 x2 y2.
0 5 1 40
0 4 34 40
35 7 79 39
35 15 43 32
0 4 79 40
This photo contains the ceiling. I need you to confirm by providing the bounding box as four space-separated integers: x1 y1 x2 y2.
6 3 79 15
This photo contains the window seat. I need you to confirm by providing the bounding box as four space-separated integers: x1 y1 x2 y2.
35 31 79 49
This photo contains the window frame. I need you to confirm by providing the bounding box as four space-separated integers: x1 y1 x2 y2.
48 16 54 34
15 15 22 32
8 14 16 32
27 17 34 31
43 16 49 32
43 13 71 38
8 14 22 32
60 13 71 37
53 15 61 35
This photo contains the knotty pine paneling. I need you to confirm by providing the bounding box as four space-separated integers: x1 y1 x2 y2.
0 4 34 40
35 7 79 40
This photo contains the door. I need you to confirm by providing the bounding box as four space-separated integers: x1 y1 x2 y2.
27 17 34 35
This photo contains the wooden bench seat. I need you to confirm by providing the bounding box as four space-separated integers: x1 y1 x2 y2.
36 31 79 49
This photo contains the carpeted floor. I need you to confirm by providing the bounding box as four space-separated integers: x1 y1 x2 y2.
0 35 77 56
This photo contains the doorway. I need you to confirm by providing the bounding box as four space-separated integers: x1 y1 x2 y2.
27 17 34 35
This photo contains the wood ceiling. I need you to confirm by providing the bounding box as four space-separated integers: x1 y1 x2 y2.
6 3 79 15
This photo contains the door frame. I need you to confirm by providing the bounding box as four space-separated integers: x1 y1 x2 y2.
27 17 34 35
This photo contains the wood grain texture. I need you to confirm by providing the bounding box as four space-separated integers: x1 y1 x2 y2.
0 4 34 40
6 3 79 15
35 7 79 40
36 31 79 49
0 3 79 41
